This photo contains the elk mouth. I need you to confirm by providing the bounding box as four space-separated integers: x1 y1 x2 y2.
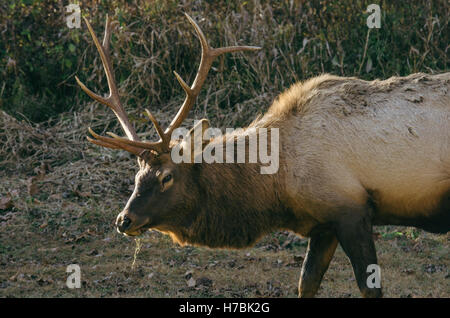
122 222 153 237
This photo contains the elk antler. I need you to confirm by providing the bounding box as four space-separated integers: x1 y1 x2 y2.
77 13 260 156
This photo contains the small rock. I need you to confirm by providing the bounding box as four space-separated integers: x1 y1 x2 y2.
187 277 196 288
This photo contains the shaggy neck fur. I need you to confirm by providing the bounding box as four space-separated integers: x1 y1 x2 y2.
166 124 295 248
176 161 291 248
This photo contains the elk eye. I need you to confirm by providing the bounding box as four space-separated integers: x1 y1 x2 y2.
162 174 172 184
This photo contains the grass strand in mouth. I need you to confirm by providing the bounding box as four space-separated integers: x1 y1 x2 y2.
132 237 143 270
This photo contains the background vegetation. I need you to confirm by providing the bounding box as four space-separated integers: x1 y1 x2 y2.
0 0 448 298
1 0 448 123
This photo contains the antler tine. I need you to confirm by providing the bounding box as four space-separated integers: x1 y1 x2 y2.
76 16 139 142
164 13 261 141
87 128 144 156
144 109 168 144
106 131 165 154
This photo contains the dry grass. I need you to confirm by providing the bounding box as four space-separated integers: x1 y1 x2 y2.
2 1 448 122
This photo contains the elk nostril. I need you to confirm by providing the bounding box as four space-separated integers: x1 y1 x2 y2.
118 216 132 232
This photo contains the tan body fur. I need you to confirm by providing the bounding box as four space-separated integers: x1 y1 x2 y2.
257 73 450 234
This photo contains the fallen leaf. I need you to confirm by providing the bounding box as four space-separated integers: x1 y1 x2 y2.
0 194 13 211
75 234 89 242
27 166 46 196
87 249 99 256
86 228 97 236
27 176 39 196
74 190 92 198
49 193 62 200
402 269 415 275
39 222 48 229
9 272 20 281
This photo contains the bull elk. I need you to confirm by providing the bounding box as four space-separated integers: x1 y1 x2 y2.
75 14 450 298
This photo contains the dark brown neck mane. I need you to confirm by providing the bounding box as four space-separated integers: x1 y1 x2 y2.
167 160 294 248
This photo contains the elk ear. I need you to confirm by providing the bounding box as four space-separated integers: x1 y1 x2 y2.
136 150 159 168
183 119 211 160
137 157 145 168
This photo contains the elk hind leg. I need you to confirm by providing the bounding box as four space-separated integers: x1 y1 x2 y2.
298 229 338 297
335 207 382 298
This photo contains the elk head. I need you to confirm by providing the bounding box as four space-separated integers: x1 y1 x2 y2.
76 14 260 236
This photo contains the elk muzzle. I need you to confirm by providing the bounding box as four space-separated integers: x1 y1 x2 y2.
115 211 138 236
116 213 132 232
115 209 151 236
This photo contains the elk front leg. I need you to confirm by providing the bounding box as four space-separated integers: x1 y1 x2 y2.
335 209 382 298
298 230 338 297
